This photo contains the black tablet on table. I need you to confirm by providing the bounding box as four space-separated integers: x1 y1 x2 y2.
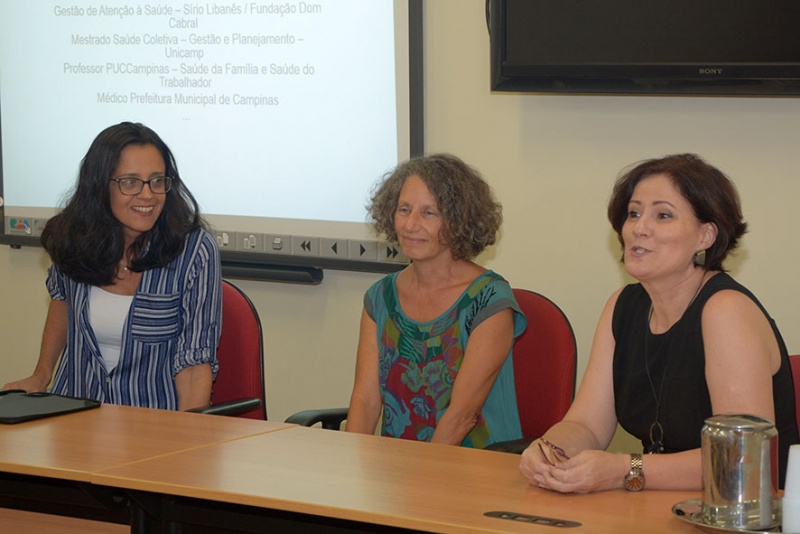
0 390 101 424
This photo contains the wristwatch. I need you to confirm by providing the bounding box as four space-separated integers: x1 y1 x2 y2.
623 453 645 491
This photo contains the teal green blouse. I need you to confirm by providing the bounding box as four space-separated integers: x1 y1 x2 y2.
364 270 526 447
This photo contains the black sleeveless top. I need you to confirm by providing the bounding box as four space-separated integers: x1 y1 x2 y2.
612 272 798 487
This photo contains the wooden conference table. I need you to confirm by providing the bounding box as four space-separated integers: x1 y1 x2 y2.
0 404 290 527
1 405 702 533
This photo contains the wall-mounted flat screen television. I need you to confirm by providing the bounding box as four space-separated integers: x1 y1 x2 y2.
488 0 800 95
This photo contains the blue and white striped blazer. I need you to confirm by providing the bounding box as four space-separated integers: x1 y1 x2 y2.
47 228 221 410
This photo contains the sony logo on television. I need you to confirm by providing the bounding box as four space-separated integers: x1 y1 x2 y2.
699 68 724 75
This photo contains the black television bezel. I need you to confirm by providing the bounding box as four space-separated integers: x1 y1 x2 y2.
488 0 800 96
0 0 424 282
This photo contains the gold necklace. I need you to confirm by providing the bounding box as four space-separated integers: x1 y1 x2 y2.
115 259 133 279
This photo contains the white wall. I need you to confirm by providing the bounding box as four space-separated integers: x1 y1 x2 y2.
2 2 799 451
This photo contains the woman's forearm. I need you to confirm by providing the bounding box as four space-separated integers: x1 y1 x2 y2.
175 363 213 411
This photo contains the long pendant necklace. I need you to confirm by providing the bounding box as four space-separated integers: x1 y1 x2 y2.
643 272 707 454
643 313 668 454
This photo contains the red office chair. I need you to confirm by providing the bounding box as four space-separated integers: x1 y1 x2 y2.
194 280 266 420
789 355 800 431
287 288 577 452
495 288 577 451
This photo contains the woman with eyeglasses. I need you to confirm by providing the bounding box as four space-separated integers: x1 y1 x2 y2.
1 122 221 411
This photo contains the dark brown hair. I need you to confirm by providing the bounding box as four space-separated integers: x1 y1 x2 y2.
42 122 205 285
607 153 747 271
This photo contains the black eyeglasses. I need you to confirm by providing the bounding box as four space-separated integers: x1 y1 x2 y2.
110 176 173 196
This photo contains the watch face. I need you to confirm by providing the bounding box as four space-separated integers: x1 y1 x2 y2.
624 474 645 491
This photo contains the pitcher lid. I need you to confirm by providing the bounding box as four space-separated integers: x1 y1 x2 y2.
704 413 775 430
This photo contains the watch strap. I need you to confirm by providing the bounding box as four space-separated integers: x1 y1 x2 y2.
630 453 643 474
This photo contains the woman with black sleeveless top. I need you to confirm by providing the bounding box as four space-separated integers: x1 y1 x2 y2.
520 154 798 492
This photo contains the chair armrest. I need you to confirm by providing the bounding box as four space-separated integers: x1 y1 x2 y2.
483 437 535 454
188 397 262 417
285 408 349 430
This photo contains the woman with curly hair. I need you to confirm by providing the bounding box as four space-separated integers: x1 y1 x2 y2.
2 122 221 411
345 153 527 447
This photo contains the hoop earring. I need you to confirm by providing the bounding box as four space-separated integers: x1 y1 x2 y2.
693 249 706 267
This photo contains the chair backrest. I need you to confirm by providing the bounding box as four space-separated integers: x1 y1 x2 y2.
511 288 577 440
212 280 267 420
789 355 800 431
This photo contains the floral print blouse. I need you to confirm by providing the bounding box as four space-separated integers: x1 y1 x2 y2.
364 270 526 447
